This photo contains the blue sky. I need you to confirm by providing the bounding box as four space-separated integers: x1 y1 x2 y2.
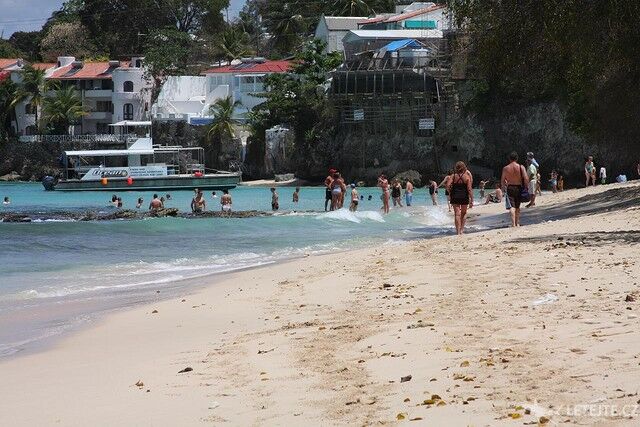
0 0 247 36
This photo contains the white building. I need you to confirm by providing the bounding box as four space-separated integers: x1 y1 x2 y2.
342 29 444 60
152 58 292 124
9 56 152 137
358 3 450 31
314 16 367 54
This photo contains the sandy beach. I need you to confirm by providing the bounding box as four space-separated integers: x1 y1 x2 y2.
1 182 639 426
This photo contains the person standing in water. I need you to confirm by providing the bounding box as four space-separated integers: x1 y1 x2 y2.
349 184 359 212
448 161 473 235
330 172 345 210
3 196 10 205
391 179 403 207
271 187 279 211
378 174 390 214
428 180 438 206
221 189 232 213
191 190 206 213
501 152 529 227
439 170 454 212
404 180 414 206
324 169 335 211
292 187 300 204
136 197 144 209
149 194 163 211
479 180 488 199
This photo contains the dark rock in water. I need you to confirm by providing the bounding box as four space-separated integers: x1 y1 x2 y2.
100 210 139 220
1 214 32 223
147 208 179 218
184 210 272 219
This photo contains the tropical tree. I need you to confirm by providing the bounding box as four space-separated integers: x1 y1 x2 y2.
11 65 51 130
206 96 242 168
332 0 374 16
0 79 17 141
42 85 86 135
217 27 251 63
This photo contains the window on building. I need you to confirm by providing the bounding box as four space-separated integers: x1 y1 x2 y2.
135 59 143 68
96 101 112 112
123 81 134 92
25 102 37 115
123 103 134 120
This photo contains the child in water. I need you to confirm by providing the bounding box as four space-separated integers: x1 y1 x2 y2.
270 188 279 211
349 184 359 212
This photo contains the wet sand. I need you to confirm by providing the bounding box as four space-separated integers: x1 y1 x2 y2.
0 182 639 426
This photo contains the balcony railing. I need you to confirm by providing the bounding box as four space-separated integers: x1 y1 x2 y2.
19 134 137 144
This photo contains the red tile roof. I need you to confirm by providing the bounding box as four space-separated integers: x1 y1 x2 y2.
31 63 55 71
0 58 20 70
359 5 446 25
49 61 128 80
203 60 292 74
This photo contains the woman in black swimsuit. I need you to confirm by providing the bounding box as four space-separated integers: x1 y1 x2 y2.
448 161 473 235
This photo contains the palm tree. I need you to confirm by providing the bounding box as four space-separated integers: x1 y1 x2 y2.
332 0 374 16
0 78 17 141
11 65 51 130
218 27 251 63
206 96 242 168
42 85 86 135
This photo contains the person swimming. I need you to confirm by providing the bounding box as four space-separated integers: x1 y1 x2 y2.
2 196 10 205
136 197 144 209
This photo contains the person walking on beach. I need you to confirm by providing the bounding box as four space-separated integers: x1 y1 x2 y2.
439 170 454 212
349 184 359 212
501 152 529 227
404 180 414 206
391 180 403 207
525 157 538 208
149 194 163 211
585 156 596 187
558 175 564 191
271 187 279 211
292 187 300 204
221 189 232 213
324 169 335 211
428 180 438 206
448 161 473 235
599 165 607 185
191 190 206 213
378 174 390 214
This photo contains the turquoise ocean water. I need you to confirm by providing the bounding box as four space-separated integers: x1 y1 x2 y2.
0 182 481 356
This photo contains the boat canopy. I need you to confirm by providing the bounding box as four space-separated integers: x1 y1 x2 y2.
64 149 155 157
109 121 152 127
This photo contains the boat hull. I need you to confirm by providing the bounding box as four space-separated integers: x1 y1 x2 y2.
48 174 241 191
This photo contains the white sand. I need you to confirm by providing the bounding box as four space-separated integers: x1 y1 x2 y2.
1 183 639 426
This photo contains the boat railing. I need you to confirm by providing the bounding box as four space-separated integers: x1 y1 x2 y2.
19 134 137 144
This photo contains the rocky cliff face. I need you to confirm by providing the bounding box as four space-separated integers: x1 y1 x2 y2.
0 141 62 181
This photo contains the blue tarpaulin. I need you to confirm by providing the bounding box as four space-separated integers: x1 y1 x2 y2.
381 39 425 52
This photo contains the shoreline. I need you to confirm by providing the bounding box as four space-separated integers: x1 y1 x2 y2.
0 182 638 425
